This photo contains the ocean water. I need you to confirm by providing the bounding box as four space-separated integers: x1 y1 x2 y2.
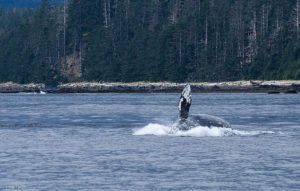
0 93 299 190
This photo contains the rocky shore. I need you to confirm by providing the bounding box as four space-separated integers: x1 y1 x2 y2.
0 81 299 93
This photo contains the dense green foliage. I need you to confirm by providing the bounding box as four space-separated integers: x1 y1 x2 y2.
0 0 62 8
0 0 299 84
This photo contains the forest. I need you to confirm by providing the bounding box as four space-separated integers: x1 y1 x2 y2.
0 0 62 8
0 0 299 85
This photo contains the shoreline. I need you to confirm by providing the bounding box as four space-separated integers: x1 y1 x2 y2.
0 81 299 94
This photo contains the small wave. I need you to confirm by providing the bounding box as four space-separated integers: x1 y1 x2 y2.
133 123 274 137
18 91 46 95
0 123 42 128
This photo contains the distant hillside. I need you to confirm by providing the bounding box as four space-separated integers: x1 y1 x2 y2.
0 0 62 8
0 0 299 85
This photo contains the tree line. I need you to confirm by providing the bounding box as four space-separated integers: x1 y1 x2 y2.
0 0 299 85
0 0 62 9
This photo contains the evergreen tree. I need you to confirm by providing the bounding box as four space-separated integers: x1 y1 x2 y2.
0 0 299 84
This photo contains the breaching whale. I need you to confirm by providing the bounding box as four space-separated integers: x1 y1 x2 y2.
175 84 231 130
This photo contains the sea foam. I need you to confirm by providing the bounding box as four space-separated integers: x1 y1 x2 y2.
133 123 274 137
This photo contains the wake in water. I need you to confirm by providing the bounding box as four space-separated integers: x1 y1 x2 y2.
133 123 274 137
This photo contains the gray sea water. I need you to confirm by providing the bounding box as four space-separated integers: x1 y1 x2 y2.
0 93 299 190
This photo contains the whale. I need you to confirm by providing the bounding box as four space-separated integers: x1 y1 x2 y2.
175 84 231 130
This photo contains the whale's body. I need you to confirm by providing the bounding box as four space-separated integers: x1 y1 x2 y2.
176 85 230 130
176 114 231 130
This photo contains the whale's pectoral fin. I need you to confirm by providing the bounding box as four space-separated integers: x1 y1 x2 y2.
179 84 192 120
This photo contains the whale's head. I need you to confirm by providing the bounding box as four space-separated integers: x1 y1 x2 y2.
179 84 192 120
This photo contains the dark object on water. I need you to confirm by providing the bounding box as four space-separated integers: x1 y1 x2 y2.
268 91 280 94
177 85 231 130
284 90 298 94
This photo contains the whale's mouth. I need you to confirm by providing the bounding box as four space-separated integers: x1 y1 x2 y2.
133 123 275 137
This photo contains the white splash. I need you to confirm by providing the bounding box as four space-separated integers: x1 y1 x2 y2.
133 123 274 137
133 124 170 136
